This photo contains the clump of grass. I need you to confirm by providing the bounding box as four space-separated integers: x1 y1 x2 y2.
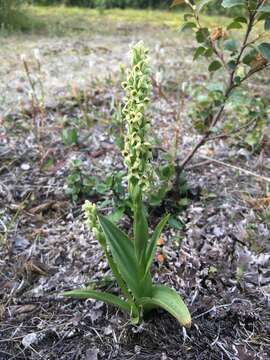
0 1 42 32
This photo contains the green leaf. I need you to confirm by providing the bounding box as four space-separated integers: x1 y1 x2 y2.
196 0 214 15
227 59 237 70
222 0 245 8
159 164 175 180
63 289 131 312
227 21 242 30
208 60 222 72
258 4 270 13
138 285 191 328
242 48 257 65
234 75 241 85
204 48 214 57
180 22 197 32
184 13 194 21
233 16 247 23
144 214 170 277
133 195 149 267
265 19 270 30
96 183 109 194
258 43 270 62
193 46 206 60
224 39 238 52
62 128 78 146
98 214 141 297
196 28 209 43
258 13 270 21
245 132 258 146
168 216 183 230
107 207 125 223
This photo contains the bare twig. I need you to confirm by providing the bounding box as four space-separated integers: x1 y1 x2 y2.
199 155 270 183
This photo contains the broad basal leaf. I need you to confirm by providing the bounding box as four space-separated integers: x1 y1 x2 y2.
143 214 170 278
98 215 141 297
63 289 131 312
138 285 192 328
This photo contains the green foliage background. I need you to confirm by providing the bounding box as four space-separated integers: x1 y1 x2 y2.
0 0 32 29
0 0 242 29
31 0 167 8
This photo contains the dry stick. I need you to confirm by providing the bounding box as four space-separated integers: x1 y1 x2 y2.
199 155 270 183
179 7 261 170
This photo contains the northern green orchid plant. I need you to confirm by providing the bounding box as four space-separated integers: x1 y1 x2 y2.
64 42 191 328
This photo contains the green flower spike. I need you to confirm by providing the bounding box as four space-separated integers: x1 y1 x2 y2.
122 41 153 198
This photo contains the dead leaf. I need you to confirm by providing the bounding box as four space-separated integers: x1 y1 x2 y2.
29 201 54 214
210 27 226 41
157 237 165 247
90 149 107 158
24 260 48 277
244 196 270 210
156 253 166 264
0 305 5 319
14 305 37 315
251 52 268 70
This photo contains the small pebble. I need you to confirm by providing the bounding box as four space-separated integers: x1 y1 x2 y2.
21 163 30 171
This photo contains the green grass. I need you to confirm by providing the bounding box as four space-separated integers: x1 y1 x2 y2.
1 5 230 36
0 8 38 32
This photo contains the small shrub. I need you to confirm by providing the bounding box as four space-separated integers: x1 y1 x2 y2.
172 0 270 169
188 84 270 151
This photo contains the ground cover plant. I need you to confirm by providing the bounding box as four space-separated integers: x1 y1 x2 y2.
0 2 270 360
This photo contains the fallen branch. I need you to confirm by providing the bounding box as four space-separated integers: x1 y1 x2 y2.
200 155 270 183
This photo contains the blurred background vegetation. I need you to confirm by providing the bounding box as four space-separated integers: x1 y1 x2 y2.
0 0 242 32
31 0 167 7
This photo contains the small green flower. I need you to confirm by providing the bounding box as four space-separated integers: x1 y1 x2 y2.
122 41 153 197
83 200 105 247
